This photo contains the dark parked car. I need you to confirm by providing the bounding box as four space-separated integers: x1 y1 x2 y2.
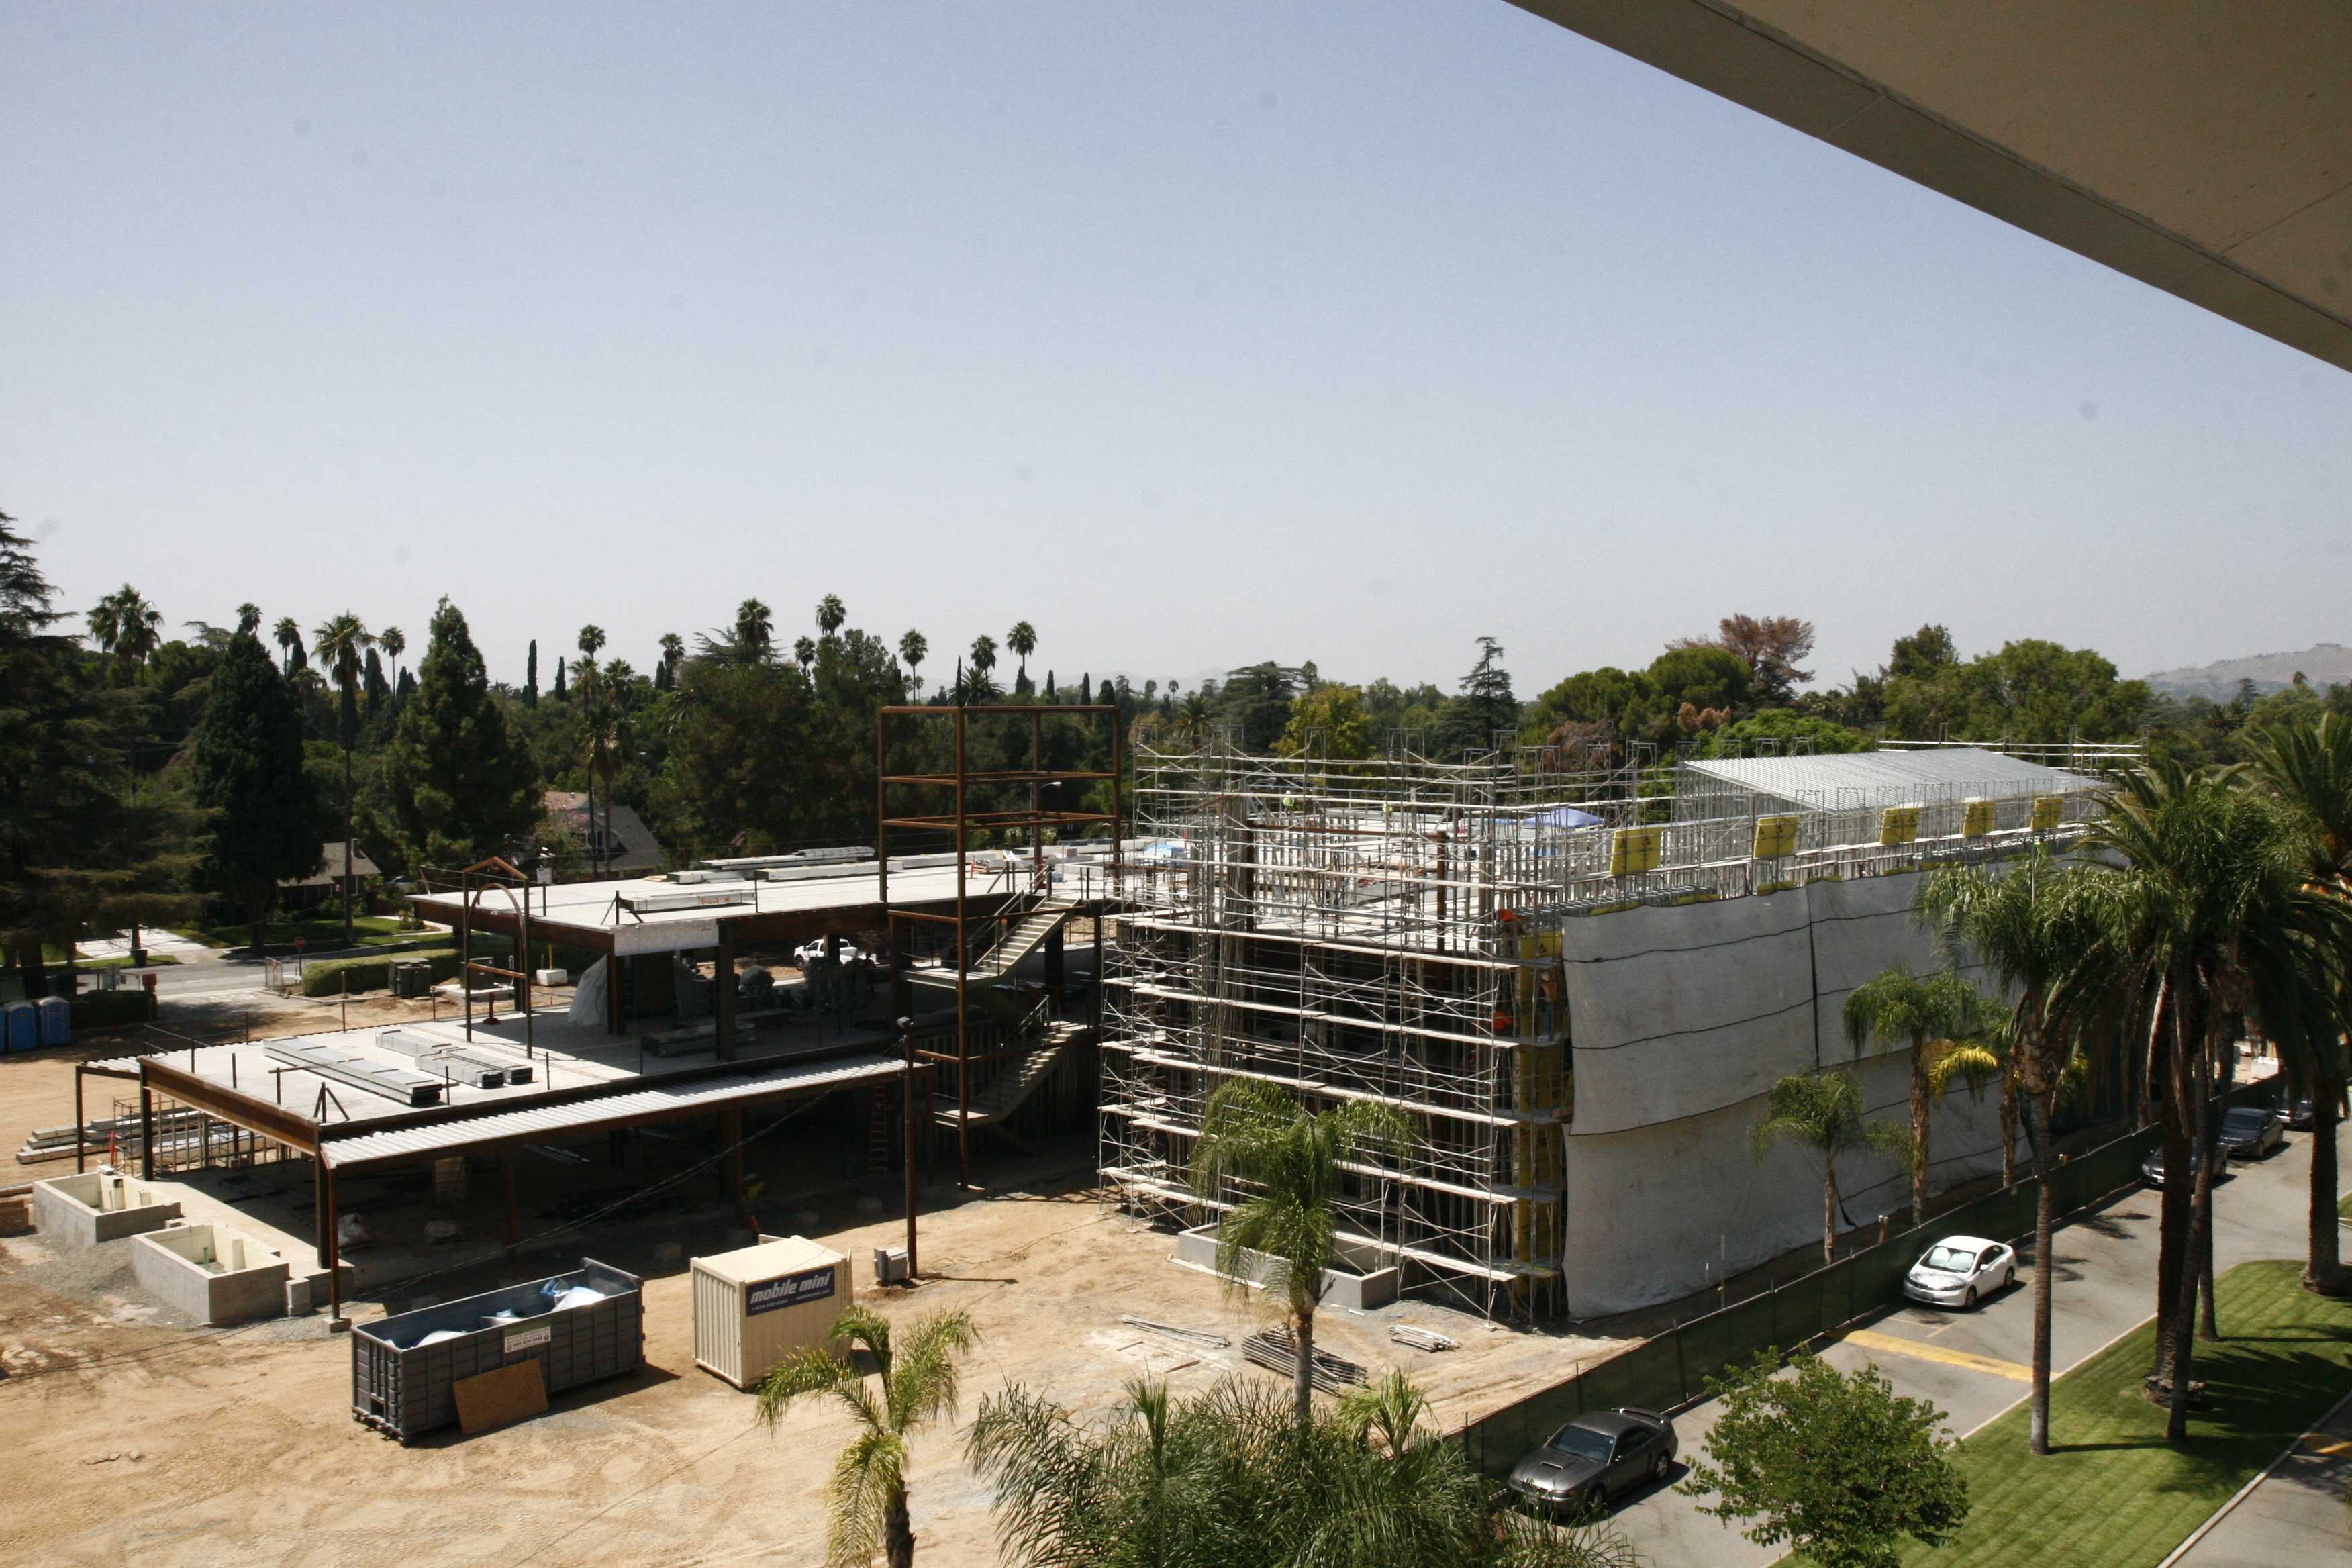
1507 1407 1678 1516
2220 1106 2285 1160
2142 1144 2230 1189
2284 1097 2316 1131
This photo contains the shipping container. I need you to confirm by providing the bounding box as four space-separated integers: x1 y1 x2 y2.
350 1259 642 1442
692 1236 850 1390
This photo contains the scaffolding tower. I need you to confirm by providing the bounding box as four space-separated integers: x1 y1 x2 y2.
1099 734 1589 1320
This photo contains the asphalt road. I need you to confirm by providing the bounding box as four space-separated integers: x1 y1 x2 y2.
1601 1110 2349 1566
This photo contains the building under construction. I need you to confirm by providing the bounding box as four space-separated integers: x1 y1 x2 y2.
1099 736 2118 1321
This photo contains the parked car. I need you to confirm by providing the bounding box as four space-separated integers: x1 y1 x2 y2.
2219 1106 2285 1161
2284 1097 2316 1131
1902 1235 2016 1310
1506 1408 1678 1516
2141 1144 2230 1189
791 939 865 968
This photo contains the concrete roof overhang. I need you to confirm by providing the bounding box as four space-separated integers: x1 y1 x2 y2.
1510 1 2352 372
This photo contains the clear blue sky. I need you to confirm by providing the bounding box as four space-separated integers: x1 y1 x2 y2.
6 1 2346 697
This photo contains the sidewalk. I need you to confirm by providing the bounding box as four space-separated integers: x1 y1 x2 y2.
1606 1114 2349 1565
2170 1391 2352 1566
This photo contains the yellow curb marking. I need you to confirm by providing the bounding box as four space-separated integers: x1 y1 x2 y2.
1844 1328 2034 1383
2304 1436 2352 1459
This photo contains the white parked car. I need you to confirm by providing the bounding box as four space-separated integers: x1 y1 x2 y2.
1902 1234 2016 1310
792 940 865 968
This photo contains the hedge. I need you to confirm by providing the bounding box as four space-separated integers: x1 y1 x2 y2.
299 947 465 998
70 990 158 1029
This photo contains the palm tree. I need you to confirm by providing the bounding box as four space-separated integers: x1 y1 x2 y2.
967 634 998 701
236 602 262 636
2061 762 2343 1441
313 611 374 946
273 616 306 676
1748 1069 1912 1269
1190 1078 1415 1425
87 585 163 676
1926 996 2023 1189
1921 851 2102 1455
897 630 927 695
1844 966 1981 1224
1177 691 1211 746
1006 620 1037 690
2241 714 2352 1296
816 593 846 638
756 1305 978 1568
658 631 683 679
575 625 609 875
794 636 818 678
378 625 406 689
734 598 773 662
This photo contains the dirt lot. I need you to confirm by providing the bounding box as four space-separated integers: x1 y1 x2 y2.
0 1052 1621 1568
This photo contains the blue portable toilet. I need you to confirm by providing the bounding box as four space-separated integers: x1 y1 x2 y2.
36 995 70 1048
3 1001 34 1052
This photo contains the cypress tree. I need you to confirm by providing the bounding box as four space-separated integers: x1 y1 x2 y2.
553 656 567 700
382 599 540 871
524 639 538 706
191 631 324 954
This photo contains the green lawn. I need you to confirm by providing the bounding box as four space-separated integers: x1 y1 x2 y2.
77 953 179 969
1896 1261 2352 1566
172 914 417 950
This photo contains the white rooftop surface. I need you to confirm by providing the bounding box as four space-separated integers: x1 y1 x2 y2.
1678 746 2104 806
322 1051 901 1170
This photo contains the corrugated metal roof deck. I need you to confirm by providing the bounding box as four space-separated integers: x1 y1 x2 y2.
320 1051 902 1171
1678 746 2104 807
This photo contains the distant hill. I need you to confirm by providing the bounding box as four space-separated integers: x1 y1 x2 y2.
2146 643 2352 700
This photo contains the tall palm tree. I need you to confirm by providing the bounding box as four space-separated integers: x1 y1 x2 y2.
2063 762 2343 1442
794 636 818 678
273 616 306 676
236 601 263 636
575 625 609 875
658 631 683 680
897 630 927 695
1921 851 2102 1455
1926 996 2022 1189
1748 1069 1912 1269
1177 691 1211 746
1190 1079 1415 1425
378 625 406 689
2241 714 2352 1296
756 1305 978 1568
967 635 998 703
816 593 846 638
1844 966 1982 1224
313 612 374 946
87 585 163 677
1006 620 1037 690
734 598 773 662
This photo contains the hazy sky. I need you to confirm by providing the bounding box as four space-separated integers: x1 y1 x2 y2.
7 2 2347 698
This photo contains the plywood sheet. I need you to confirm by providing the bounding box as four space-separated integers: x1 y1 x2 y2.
453 1359 548 1435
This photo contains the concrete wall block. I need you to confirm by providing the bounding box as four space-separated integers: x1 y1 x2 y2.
131 1223 290 1326
32 1173 181 1250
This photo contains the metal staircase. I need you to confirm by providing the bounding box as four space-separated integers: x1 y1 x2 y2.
935 1018 1087 1129
910 893 1080 988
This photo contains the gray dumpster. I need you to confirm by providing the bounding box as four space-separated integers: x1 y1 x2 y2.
350 1259 642 1442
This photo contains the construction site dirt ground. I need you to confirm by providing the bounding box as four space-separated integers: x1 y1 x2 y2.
0 1049 1624 1568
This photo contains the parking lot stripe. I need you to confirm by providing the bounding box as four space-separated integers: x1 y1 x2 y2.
1843 1328 2034 1383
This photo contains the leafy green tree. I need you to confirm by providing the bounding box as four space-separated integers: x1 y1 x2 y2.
1 518 193 989
1681 1349 1967 1568
1887 624 1957 681
1697 711 1873 758
1645 644 1751 725
1881 638 2151 744
755 1305 978 1568
191 631 324 953
1749 1071 1912 1267
313 611 373 945
523 638 538 705
1216 662 1305 752
1844 967 1981 1226
2240 714 2352 1295
382 599 540 873
1438 636 1519 755
1676 614 1814 706
971 1372 1638 1568
1277 681 1374 759
1191 1079 1415 1424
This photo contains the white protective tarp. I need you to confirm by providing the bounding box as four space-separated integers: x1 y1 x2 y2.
569 957 608 1024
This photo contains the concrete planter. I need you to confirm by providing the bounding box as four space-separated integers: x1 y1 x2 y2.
1173 1224 1400 1311
132 1223 290 1325
32 1171 181 1248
